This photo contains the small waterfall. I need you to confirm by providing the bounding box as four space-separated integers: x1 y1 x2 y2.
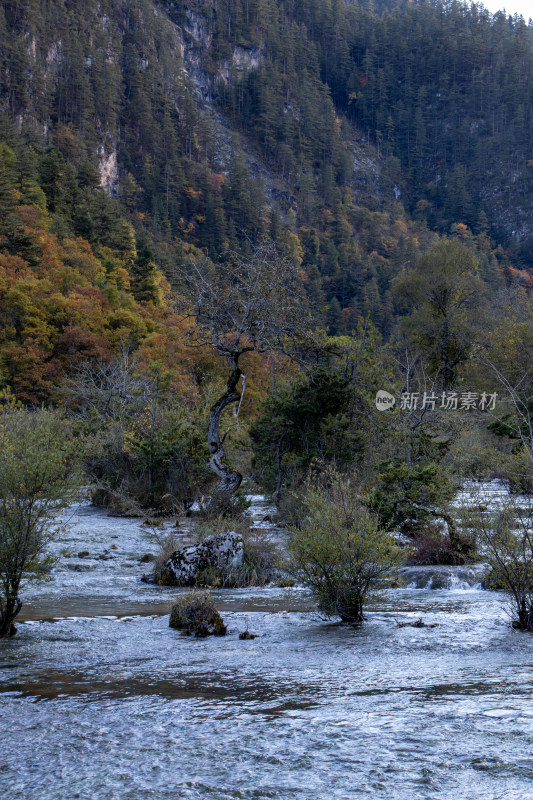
399 564 485 590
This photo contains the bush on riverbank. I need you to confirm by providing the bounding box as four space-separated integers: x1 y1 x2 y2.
0 401 80 637
408 524 476 566
287 471 403 625
465 500 533 630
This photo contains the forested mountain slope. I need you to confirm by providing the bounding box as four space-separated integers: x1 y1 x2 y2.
3 0 532 243
0 0 531 401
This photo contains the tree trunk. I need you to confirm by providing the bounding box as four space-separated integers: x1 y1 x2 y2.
514 599 533 631
339 597 365 625
441 510 472 562
441 315 452 391
273 431 287 504
208 358 243 495
0 596 22 637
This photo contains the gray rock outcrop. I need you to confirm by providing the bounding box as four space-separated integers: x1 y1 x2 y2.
160 532 244 586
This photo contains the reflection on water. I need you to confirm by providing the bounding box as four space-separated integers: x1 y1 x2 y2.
2 500 533 799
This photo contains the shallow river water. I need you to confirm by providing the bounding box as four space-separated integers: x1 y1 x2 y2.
2 494 533 800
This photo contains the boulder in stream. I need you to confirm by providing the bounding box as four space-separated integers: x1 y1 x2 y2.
239 630 258 640
169 591 227 636
160 532 244 586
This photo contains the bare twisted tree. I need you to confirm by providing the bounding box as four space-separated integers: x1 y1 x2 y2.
177 241 310 495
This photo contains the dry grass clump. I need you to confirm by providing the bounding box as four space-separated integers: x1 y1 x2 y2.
169 591 227 637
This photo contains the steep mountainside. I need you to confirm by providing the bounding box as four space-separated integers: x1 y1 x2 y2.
0 0 531 383
4 0 532 241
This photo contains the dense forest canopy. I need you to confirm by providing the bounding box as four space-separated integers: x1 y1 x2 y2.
2 0 531 345
0 0 532 515
2 0 533 245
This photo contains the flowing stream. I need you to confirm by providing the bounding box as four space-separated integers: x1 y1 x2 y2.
2 489 533 799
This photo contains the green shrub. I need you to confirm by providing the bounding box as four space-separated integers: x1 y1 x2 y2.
464 500 533 630
365 459 456 534
287 472 403 625
0 402 80 636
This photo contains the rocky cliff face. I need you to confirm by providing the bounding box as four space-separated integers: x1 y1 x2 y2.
2 0 531 249
0 0 388 214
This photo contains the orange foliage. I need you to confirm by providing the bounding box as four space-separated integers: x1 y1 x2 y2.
500 264 533 291
0 205 160 401
0 201 296 425
210 173 225 192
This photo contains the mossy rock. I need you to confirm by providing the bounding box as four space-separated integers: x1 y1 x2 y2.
160 532 244 587
169 591 227 637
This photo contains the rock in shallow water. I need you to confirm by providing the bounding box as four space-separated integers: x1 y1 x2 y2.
239 630 258 640
66 562 97 572
160 532 244 586
169 591 227 636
